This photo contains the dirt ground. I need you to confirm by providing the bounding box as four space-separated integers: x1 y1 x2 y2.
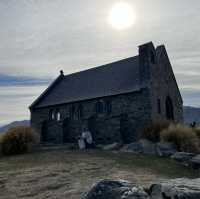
0 149 199 199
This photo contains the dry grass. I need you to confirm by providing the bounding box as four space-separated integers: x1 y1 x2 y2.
194 127 200 140
142 120 170 142
0 148 199 199
161 124 200 153
0 133 4 143
1 126 39 155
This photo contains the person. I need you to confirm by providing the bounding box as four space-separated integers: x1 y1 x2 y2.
190 121 196 128
81 127 93 149
78 136 86 150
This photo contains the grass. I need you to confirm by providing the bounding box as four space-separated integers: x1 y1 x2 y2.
0 148 199 199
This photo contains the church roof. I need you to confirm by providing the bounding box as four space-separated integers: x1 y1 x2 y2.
30 55 141 109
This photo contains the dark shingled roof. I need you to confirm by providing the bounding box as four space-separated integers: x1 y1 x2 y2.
31 56 141 108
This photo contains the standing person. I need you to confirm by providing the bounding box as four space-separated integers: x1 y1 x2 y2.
78 136 85 150
82 127 93 149
190 121 196 128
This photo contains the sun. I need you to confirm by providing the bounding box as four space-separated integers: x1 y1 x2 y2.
108 2 136 30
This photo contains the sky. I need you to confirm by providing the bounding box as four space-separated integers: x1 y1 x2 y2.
0 0 200 125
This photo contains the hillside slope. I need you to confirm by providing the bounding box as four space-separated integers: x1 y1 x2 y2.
0 120 30 133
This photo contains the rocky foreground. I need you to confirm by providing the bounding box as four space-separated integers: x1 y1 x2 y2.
82 178 200 199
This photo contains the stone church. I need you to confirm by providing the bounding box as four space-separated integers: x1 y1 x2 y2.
30 42 183 144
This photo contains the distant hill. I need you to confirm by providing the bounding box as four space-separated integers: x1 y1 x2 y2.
0 120 30 133
183 106 200 125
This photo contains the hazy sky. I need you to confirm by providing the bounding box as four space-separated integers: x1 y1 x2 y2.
0 0 200 125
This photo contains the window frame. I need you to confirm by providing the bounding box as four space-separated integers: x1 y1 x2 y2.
105 101 112 115
56 109 61 121
96 101 104 114
157 98 161 114
77 105 83 120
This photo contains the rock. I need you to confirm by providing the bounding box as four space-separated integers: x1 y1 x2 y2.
156 142 176 157
120 142 143 153
121 140 156 155
139 139 156 155
102 142 121 151
82 180 149 199
171 152 195 163
190 154 200 169
150 178 200 199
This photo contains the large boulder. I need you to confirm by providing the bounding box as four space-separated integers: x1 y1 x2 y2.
150 178 200 199
156 142 176 157
120 139 156 155
189 154 200 169
120 142 143 153
82 180 149 199
171 152 195 164
139 139 157 155
102 142 122 151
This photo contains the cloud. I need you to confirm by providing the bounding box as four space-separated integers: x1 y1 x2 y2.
0 84 48 126
0 74 51 86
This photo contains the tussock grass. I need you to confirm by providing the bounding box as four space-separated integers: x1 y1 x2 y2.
1 126 39 155
161 124 200 153
142 120 170 142
194 127 200 140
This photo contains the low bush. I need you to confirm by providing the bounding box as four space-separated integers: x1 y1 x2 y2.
1 126 39 155
0 134 3 156
194 127 200 140
161 124 200 153
142 120 170 142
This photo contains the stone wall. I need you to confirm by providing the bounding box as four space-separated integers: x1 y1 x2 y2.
149 45 183 123
30 88 151 144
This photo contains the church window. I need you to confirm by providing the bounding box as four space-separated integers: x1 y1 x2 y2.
69 106 75 119
96 101 104 114
105 101 112 114
157 99 161 114
77 105 83 120
56 109 61 121
49 109 55 120
166 96 174 120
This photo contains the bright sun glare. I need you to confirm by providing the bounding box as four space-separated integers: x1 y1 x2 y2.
109 2 136 30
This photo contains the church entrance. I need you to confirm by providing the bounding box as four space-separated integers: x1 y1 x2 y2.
120 114 132 144
166 96 174 120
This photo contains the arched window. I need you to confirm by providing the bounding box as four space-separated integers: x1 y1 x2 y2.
96 101 103 114
105 101 112 114
77 105 83 120
69 106 75 119
165 96 174 120
157 99 161 114
56 109 61 121
49 109 55 120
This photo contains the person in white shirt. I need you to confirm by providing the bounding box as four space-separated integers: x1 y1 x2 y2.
81 127 93 148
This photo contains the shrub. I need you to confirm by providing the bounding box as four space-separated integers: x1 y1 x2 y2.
0 134 3 155
1 126 39 155
142 120 170 142
161 124 200 153
194 127 200 140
